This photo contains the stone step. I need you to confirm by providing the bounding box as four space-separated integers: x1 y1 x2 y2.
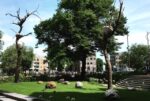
116 75 150 90
0 92 45 101
0 95 17 101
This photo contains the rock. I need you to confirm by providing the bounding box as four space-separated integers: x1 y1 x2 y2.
58 79 65 83
37 81 44 84
45 81 56 89
127 87 134 90
63 81 70 85
75 81 83 88
105 89 120 100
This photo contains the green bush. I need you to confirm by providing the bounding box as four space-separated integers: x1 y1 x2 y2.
0 76 14 83
88 77 99 84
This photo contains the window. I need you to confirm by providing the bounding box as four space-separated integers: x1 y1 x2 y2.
34 62 39 64
34 66 39 68
43 60 47 64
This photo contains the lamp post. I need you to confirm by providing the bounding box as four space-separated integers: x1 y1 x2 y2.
127 34 130 68
146 32 150 71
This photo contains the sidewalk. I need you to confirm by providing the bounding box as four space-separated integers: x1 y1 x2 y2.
0 92 45 101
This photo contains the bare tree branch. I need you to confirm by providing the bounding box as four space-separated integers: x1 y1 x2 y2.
105 0 124 38
112 0 123 34
6 7 41 34
23 32 32 37
6 13 18 18
6 8 40 83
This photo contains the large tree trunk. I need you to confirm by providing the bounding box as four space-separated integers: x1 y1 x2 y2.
14 40 21 83
103 49 113 89
81 55 86 80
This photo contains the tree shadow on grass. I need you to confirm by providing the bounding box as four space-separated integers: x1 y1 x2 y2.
30 91 105 101
117 88 150 101
77 87 107 92
30 88 150 101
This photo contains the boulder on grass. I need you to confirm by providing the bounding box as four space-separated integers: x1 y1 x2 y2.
45 81 57 89
75 81 83 88
63 81 70 85
105 89 120 100
37 81 44 84
58 79 65 83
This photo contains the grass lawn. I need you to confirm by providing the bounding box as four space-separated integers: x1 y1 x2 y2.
0 81 150 101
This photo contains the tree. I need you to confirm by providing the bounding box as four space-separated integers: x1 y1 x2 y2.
34 0 114 79
96 58 103 72
0 30 3 51
120 44 149 71
1 44 34 76
6 8 40 83
34 0 128 88
94 0 128 89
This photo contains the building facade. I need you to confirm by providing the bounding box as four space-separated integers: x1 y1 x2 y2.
85 55 97 73
110 53 134 72
76 55 97 73
30 56 48 74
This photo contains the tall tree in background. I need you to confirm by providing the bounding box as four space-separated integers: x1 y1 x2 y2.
34 0 128 87
120 44 149 71
1 44 34 75
0 31 3 51
96 58 103 72
94 0 128 89
6 8 40 83
34 0 114 79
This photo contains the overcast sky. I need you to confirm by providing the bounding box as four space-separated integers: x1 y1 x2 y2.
0 0 150 58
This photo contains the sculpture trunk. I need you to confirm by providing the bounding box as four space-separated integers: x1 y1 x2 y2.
103 49 113 89
14 40 21 83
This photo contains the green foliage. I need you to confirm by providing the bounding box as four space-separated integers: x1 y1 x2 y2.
88 77 99 83
0 76 14 83
120 44 149 71
34 0 128 83
96 58 103 72
0 30 3 51
1 44 34 74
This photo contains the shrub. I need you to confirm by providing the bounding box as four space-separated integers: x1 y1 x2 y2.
89 77 99 83
0 76 14 83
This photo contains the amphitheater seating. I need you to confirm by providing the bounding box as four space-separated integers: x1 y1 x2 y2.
116 75 150 90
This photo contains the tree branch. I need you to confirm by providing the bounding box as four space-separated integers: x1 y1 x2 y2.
23 32 32 37
112 0 123 35
6 7 41 34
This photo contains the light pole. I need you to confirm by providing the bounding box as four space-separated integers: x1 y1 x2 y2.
127 34 130 68
146 32 150 71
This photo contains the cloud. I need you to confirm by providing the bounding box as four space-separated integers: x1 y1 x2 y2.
116 31 149 52
19 35 37 46
34 45 47 57
2 34 14 50
1 33 47 57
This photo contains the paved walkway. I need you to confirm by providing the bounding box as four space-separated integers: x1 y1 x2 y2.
0 92 44 101
0 95 17 101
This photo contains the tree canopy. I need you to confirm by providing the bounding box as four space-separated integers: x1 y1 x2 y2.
0 30 3 51
120 44 149 71
96 58 103 72
34 0 128 88
1 44 34 75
